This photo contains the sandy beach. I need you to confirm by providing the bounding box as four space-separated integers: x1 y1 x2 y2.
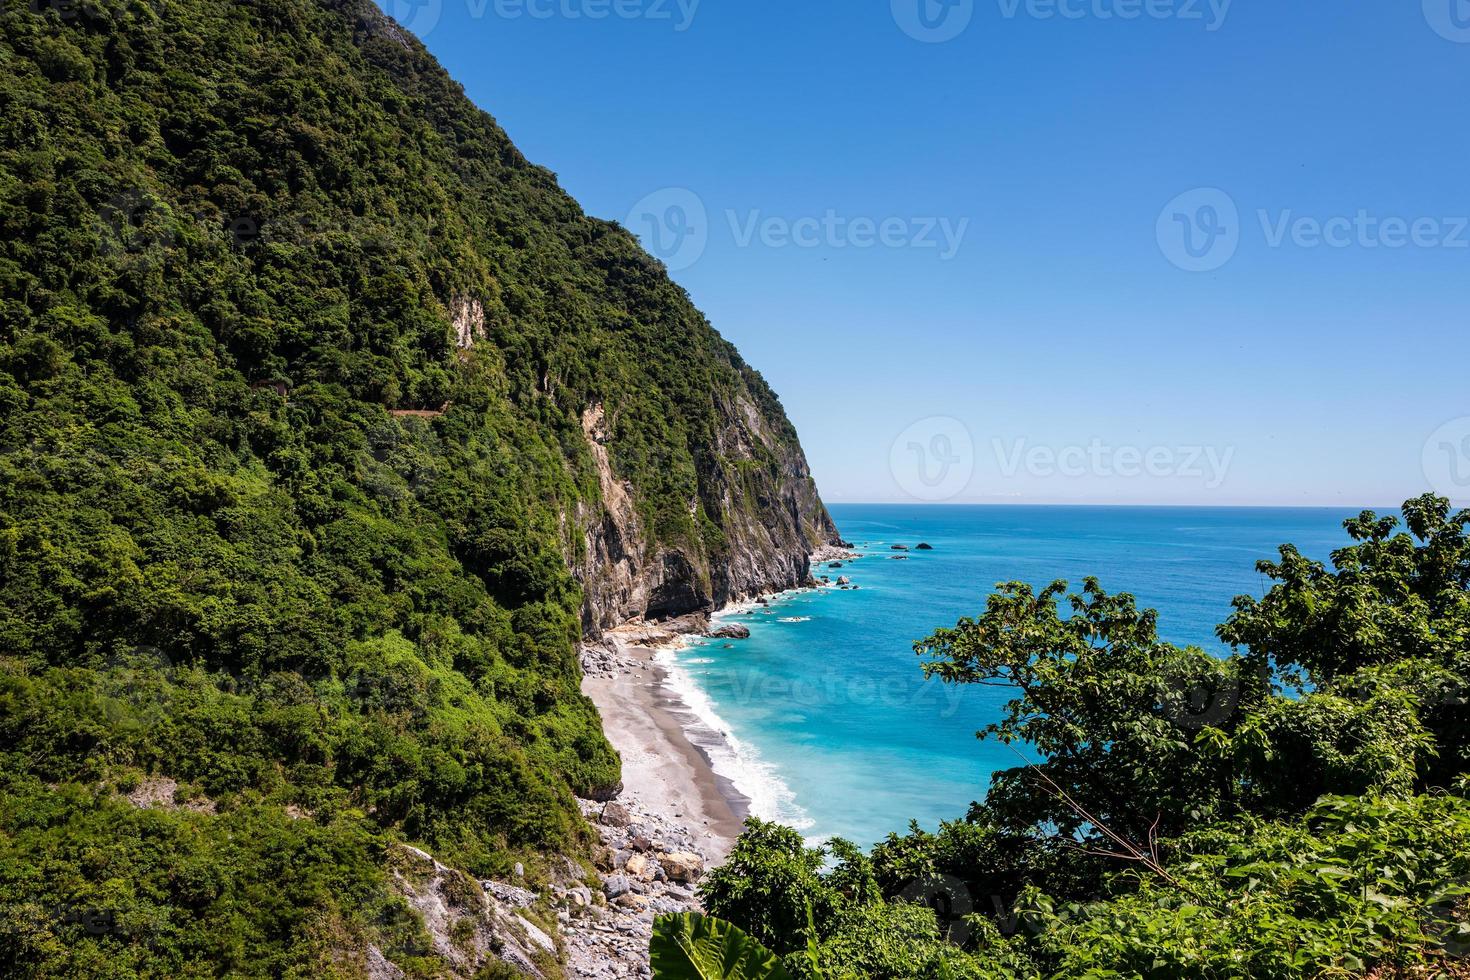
581 638 747 865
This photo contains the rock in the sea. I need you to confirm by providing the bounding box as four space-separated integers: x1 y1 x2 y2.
661 612 712 635
603 874 633 899
706 623 751 640
659 851 705 884
836 576 850 586
890 544 909 551
891 555 908 561
828 562 843 568
915 542 933 550
600 802 633 827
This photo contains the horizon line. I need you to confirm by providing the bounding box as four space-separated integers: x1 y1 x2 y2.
821 499 1437 510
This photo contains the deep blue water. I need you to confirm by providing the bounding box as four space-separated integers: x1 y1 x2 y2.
665 504 1372 849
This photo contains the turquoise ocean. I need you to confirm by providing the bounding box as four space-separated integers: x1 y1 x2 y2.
662 504 1378 849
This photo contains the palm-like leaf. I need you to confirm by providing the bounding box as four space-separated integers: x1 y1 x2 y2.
650 912 795 980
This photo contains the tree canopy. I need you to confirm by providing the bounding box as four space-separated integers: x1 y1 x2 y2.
695 497 1470 979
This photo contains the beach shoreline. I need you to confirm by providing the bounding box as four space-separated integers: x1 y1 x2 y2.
563 548 862 975
579 545 866 865
580 636 747 864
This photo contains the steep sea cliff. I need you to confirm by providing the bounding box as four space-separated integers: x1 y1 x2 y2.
571 394 839 635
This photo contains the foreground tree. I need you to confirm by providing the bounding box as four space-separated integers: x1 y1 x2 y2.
686 497 1470 979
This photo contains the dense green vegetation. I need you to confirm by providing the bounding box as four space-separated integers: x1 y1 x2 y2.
0 0 825 973
689 496 1470 978
5 0 1465 975
650 912 796 980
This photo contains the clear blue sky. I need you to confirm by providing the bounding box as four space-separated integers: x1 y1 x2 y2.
380 0 1470 507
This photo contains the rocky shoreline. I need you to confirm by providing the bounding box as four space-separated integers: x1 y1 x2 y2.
566 547 866 975
560 795 713 979
569 627 742 977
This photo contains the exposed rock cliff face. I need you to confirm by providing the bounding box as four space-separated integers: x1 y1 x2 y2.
572 391 839 635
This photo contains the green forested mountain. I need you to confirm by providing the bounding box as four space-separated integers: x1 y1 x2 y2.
0 0 833 974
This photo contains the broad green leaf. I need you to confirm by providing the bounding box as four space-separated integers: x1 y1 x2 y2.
651 913 795 980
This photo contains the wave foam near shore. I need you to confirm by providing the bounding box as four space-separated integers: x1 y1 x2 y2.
655 604 815 833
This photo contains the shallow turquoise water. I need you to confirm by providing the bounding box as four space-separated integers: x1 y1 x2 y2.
667 504 1370 849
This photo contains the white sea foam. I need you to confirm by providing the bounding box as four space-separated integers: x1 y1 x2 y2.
778 616 811 623
655 638 814 832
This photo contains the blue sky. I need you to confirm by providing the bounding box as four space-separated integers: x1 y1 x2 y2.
380 0 1470 507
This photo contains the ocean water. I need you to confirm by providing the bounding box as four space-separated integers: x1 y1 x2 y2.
663 504 1376 849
